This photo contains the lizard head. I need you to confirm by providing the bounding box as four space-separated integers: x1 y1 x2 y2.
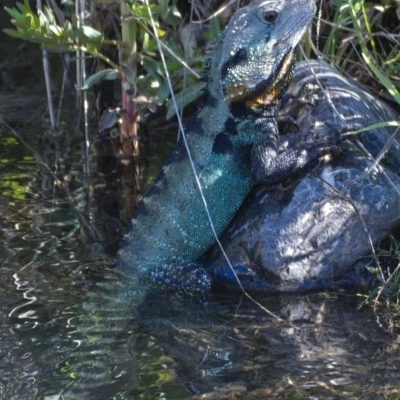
210 0 316 110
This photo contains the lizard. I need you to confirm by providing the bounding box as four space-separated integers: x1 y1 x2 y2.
49 3 358 398
113 0 349 295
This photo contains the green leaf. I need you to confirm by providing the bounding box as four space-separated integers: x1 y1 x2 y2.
48 24 62 37
38 10 49 30
27 6 40 28
159 0 169 19
141 34 157 55
136 74 158 97
4 7 23 21
99 109 120 131
20 0 32 13
2 28 27 40
141 55 164 76
121 63 136 85
142 32 150 51
81 25 103 41
63 20 74 38
43 6 56 25
86 42 99 54
79 69 119 91
156 80 171 104
171 4 182 18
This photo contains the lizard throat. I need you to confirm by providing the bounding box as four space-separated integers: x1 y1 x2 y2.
245 51 295 110
225 51 295 109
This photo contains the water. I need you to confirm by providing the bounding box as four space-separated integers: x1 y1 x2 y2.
1 107 400 400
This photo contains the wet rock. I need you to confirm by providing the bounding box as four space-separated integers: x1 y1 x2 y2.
205 60 400 291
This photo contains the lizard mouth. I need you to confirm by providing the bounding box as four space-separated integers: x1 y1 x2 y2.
226 51 295 108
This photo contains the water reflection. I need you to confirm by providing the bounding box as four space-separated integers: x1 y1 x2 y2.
139 291 400 399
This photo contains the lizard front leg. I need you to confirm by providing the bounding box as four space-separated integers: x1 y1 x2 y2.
251 118 347 185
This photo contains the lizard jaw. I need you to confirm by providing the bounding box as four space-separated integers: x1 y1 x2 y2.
225 51 295 108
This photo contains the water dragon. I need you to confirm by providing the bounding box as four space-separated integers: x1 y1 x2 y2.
114 0 345 294
52 2 361 397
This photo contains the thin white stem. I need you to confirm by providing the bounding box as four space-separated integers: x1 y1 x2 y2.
79 0 90 176
37 0 56 133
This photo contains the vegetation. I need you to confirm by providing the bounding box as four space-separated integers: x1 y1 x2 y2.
4 0 400 140
4 0 400 139
319 0 400 103
315 0 400 310
358 235 400 307
2 0 400 307
3 0 209 155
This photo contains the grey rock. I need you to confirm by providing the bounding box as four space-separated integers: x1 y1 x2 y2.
206 60 400 291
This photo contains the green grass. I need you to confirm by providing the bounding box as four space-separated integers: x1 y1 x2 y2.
358 235 400 308
316 0 400 103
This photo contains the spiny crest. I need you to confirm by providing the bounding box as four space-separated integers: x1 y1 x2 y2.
201 29 226 83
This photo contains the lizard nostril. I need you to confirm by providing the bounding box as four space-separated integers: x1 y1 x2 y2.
237 48 248 61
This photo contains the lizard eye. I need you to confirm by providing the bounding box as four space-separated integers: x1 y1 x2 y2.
262 10 279 23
